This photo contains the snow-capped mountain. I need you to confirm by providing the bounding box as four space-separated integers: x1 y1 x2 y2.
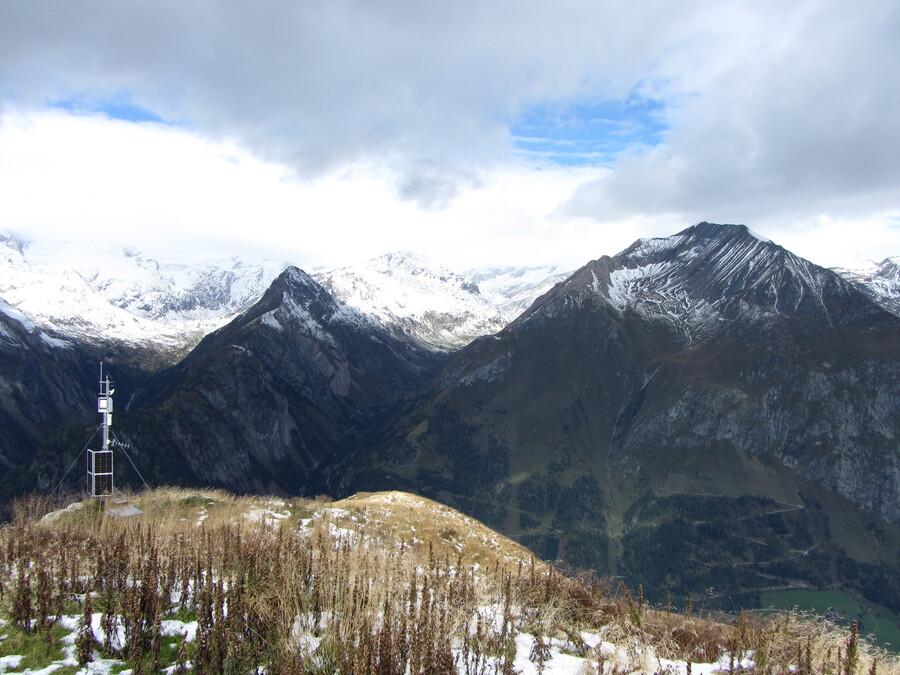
464 264 573 319
117 266 441 492
1 232 567 357
346 222 900 610
314 251 511 351
833 257 900 315
0 232 288 362
518 222 868 345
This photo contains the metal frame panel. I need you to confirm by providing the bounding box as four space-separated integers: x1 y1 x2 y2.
88 448 113 497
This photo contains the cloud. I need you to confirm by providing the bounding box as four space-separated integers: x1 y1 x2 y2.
558 1 900 227
0 0 686 197
0 111 603 269
0 0 897 270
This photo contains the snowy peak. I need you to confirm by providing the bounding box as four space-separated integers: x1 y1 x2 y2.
246 266 360 339
74 248 288 322
0 232 28 256
0 234 287 362
162 264 439 415
833 256 900 315
521 222 880 341
315 252 508 351
464 265 573 319
611 221 806 308
219 265 404 367
611 222 865 321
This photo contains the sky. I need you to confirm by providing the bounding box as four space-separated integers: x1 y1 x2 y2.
1 0 899 271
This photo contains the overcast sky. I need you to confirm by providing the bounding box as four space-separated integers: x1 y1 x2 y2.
1 0 898 271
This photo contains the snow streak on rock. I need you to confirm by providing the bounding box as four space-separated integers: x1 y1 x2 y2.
525 222 872 344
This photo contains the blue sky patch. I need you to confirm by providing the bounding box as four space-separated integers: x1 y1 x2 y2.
49 94 167 124
510 95 667 167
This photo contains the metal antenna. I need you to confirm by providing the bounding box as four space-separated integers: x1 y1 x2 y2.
87 362 115 498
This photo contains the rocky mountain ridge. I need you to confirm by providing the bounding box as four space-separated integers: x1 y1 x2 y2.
520 223 872 340
0 232 565 356
2 223 898 619
342 222 899 612
92 266 442 495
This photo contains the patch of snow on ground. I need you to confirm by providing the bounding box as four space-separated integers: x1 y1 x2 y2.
244 504 291 524
0 655 24 670
161 619 198 642
40 501 85 523
258 310 283 331
629 234 687 259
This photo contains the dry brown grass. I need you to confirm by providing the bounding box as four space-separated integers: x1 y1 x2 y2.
0 487 895 674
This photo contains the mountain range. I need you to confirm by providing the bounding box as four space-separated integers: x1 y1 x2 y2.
835 257 900 316
1 223 898 620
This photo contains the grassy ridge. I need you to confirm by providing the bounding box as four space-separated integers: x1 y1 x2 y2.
0 488 896 673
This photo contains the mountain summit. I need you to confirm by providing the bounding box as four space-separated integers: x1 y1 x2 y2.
351 222 900 610
519 222 878 340
110 266 442 494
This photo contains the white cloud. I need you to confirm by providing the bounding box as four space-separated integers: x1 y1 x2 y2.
0 111 609 269
559 1 900 229
0 0 695 197
0 0 898 270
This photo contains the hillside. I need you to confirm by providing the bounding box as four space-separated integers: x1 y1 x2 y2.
349 223 900 617
0 488 895 674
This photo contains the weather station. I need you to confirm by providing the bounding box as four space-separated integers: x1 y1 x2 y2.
87 365 115 498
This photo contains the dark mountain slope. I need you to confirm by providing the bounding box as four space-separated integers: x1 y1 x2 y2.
2 267 444 498
0 294 197 496
109 267 441 494
0 304 85 470
351 222 900 610
0 300 128 477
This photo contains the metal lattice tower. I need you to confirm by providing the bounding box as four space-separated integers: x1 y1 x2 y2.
87 364 114 498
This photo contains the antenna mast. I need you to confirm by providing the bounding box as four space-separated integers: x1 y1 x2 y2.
87 363 114 498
